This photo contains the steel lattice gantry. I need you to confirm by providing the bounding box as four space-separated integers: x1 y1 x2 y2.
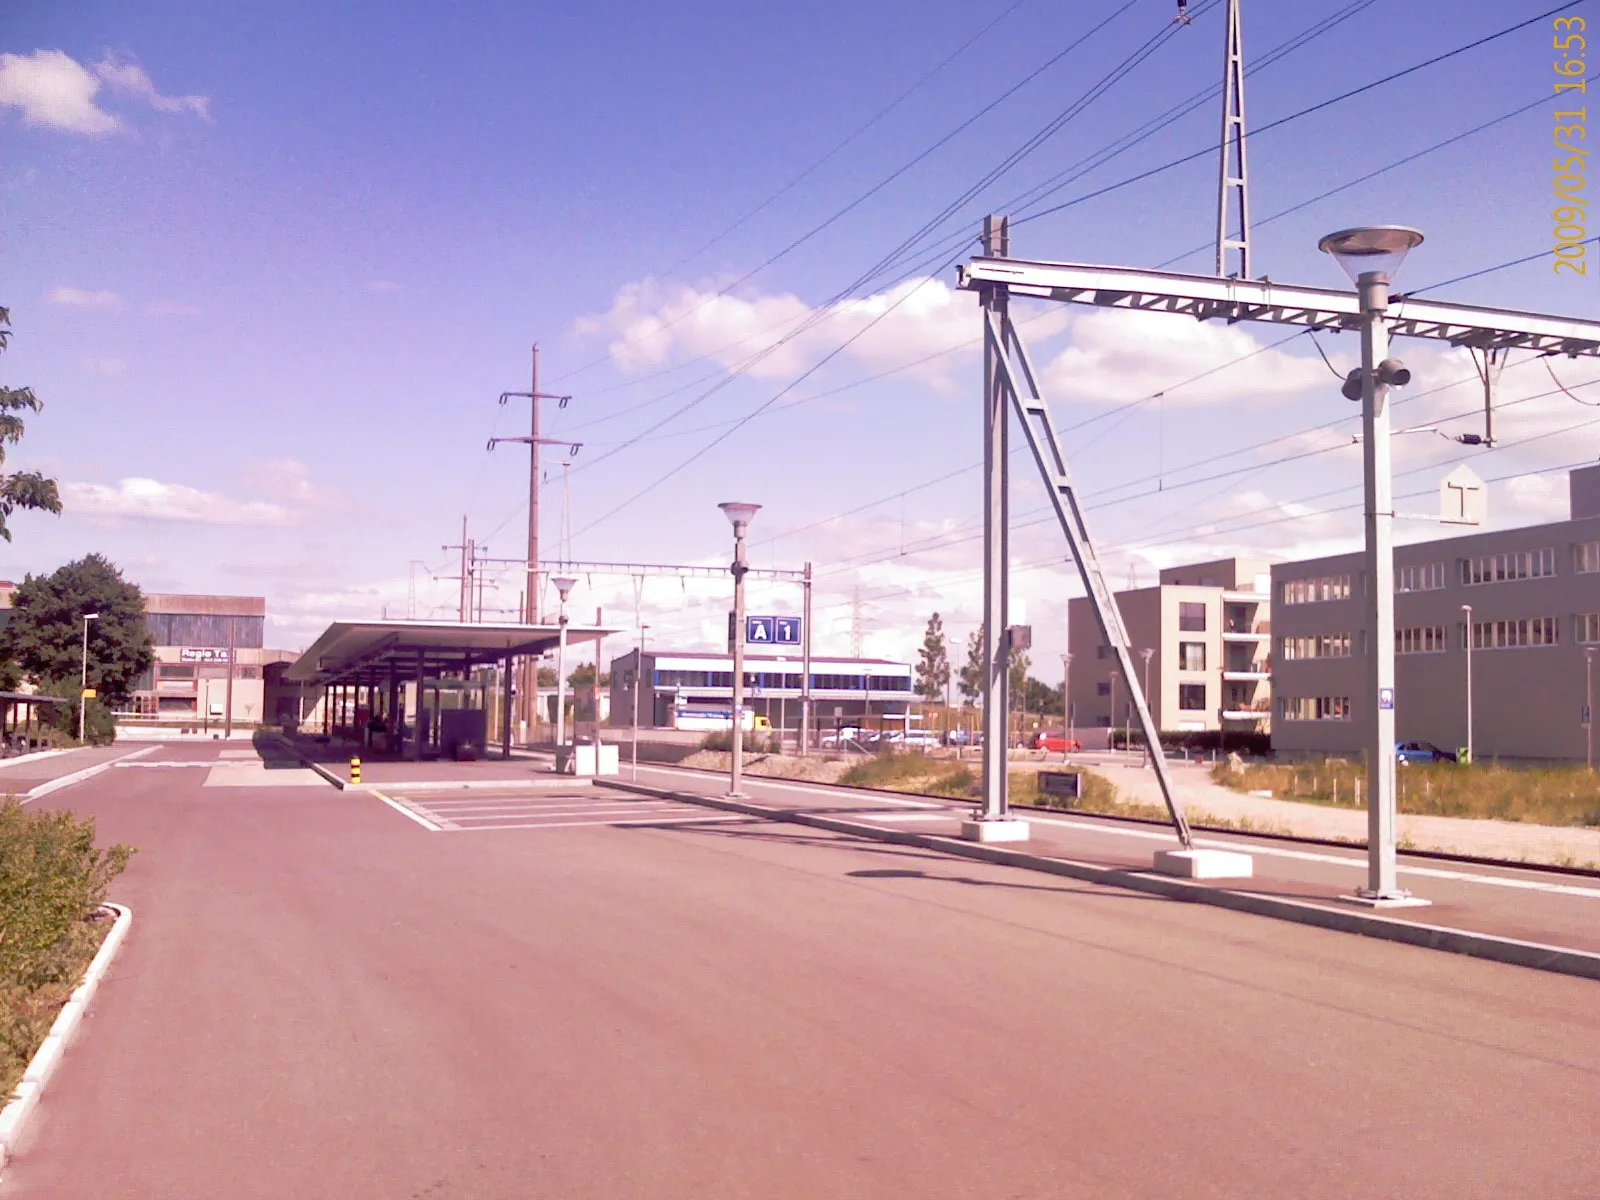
956 231 1600 883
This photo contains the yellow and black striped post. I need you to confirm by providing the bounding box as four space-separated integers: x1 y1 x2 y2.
349 757 362 785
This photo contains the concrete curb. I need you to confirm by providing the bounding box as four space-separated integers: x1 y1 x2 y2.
264 735 346 790
598 780 1600 983
0 902 133 1174
0 748 72 773
22 746 158 804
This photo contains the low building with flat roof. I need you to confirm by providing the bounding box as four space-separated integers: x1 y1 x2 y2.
608 649 913 734
1271 464 1600 762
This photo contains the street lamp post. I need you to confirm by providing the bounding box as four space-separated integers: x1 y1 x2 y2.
552 576 577 762
1060 651 1072 762
1461 603 1474 766
1587 647 1595 771
632 623 649 782
1140 648 1155 764
1319 224 1426 906
719 501 760 798
79 613 100 742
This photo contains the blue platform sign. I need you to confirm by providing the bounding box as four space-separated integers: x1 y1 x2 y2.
746 616 775 644
774 617 802 645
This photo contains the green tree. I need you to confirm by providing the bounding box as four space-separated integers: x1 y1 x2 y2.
0 308 63 541
957 624 985 706
1023 676 1062 716
1007 649 1032 709
913 612 950 703
0 555 154 705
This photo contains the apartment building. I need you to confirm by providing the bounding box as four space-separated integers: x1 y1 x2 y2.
1067 558 1274 734
1272 464 1600 762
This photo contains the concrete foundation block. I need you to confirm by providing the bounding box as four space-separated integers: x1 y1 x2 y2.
1339 892 1433 909
1152 848 1254 880
960 818 1030 844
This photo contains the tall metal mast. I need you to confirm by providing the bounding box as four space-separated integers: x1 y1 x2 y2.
1215 0 1251 278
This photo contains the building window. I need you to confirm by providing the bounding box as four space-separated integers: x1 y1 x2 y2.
1096 682 1111 696
1577 614 1600 644
1396 626 1448 654
157 664 196 679
1178 602 1207 632
145 613 265 649
1470 617 1559 649
1096 645 1112 659
1178 642 1206 671
1576 542 1600 574
1396 563 1445 592
1280 634 1350 660
1461 548 1556 586
1281 575 1351 605
1178 683 1207 711
1280 696 1351 721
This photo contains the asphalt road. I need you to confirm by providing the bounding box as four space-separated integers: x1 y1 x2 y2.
5 742 1599 1198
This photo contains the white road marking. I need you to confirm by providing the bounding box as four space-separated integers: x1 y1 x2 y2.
855 813 956 823
368 788 446 832
451 814 749 832
1017 814 1600 900
443 805 697 821
633 763 943 808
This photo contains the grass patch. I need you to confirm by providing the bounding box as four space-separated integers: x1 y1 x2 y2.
1 797 133 1100
1211 758 1600 827
839 751 976 797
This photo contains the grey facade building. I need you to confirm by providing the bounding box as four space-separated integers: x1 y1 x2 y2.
1272 464 1600 762
1067 558 1274 735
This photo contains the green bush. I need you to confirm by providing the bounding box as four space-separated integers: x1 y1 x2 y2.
1 798 133 1094
1111 728 1270 756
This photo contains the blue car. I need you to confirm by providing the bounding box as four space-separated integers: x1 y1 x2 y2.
1396 740 1456 764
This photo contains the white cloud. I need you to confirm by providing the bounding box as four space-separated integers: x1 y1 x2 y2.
236 459 344 509
82 357 127 377
0 51 210 136
1038 307 1333 407
0 50 118 134
576 275 1011 387
49 285 121 309
63 478 291 526
92 58 210 121
365 280 403 294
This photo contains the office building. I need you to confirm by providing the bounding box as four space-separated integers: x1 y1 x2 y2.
1272 464 1600 762
608 649 913 732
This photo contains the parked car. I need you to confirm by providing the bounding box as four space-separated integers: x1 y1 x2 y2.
900 730 941 750
820 726 867 749
1031 731 1083 753
1396 740 1456 764
945 728 980 746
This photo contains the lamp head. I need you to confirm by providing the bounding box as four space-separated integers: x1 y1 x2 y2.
553 577 577 602
84 612 100 621
1317 225 1424 285
718 501 761 532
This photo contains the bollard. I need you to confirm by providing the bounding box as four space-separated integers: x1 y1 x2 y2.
349 756 362 785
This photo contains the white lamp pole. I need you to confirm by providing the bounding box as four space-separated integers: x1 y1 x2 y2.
719 501 760 798
553 577 576 757
79 613 100 742
1060 651 1072 762
1586 646 1594 772
1140 647 1155 764
1461 603 1474 765
632 623 649 782
1319 224 1425 905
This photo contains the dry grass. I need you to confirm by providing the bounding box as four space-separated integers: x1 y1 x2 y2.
1211 758 1600 827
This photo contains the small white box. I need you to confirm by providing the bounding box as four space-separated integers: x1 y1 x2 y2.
960 818 1031 844
1152 848 1254 879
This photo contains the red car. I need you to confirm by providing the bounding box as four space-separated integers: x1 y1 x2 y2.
1031 731 1082 753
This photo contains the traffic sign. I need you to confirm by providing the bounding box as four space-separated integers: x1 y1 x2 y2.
746 616 775 644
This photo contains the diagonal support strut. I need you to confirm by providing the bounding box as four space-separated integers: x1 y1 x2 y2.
985 305 1195 848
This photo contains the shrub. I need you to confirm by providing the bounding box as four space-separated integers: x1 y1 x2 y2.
1 798 134 1095
1111 728 1270 756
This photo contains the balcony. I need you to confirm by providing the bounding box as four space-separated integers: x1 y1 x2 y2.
1221 669 1271 682
1221 589 1269 604
1221 628 1270 642
1222 706 1271 722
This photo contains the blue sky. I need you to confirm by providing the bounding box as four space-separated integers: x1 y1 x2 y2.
3 0 1596 666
